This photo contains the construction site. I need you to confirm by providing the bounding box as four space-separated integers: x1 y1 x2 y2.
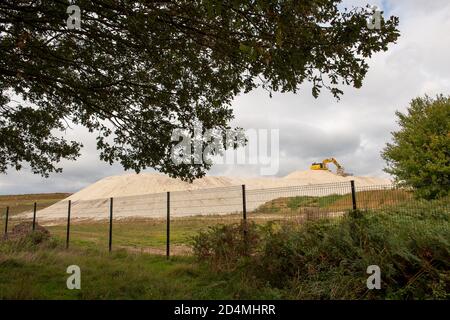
23 158 392 223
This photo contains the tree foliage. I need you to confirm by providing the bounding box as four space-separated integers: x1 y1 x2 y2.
382 95 450 199
0 0 399 180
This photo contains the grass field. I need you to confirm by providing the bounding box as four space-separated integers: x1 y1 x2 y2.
45 213 300 254
0 245 281 299
0 195 448 300
47 216 242 254
0 193 70 238
0 193 71 215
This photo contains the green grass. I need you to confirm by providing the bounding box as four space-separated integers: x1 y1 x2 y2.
0 243 281 299
287 194 345 209
46 215 244 253
43 211 312 255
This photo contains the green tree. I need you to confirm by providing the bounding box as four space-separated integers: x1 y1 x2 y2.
382 95 450 199
1 0 399 180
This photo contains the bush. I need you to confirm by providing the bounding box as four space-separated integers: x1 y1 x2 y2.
192 221 261 271
1 222 58 250
193 202 450 299
255 212 449 299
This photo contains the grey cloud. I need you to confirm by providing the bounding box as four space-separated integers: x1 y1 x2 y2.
278 123 361 159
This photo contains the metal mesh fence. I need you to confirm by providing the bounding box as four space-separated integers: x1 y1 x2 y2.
1 202 49 235
247 182 353 225
2 180 449 255
170 186 243 255
353 184 413 209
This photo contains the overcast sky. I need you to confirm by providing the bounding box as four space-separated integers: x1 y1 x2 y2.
1 0 450 195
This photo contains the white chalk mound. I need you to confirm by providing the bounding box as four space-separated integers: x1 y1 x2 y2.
33 170 391 222
65 170 390 201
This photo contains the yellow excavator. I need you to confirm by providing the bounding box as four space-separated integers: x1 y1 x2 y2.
310 158 350 176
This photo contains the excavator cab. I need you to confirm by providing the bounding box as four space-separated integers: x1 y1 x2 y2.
310 162 327 170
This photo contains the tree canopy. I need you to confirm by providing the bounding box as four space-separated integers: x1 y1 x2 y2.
382 95 450 200
0 0 399 180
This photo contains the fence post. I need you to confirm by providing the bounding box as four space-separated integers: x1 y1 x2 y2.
350 180 357 210
242 184 248 255
4 206 9 238
242 184 247 220
32 202 37 231
109 197 113 252
166 191 170 259
66 200 71 249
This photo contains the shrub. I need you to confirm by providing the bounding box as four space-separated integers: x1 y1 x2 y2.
193 200 450 299
1 222 58 250
191 221 261 271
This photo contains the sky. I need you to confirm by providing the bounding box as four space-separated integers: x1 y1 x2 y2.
1 0 450 195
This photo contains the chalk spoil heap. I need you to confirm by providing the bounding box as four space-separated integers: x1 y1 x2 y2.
29 170 391 222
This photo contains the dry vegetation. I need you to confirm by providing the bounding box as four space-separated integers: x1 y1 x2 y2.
0 193 71 216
